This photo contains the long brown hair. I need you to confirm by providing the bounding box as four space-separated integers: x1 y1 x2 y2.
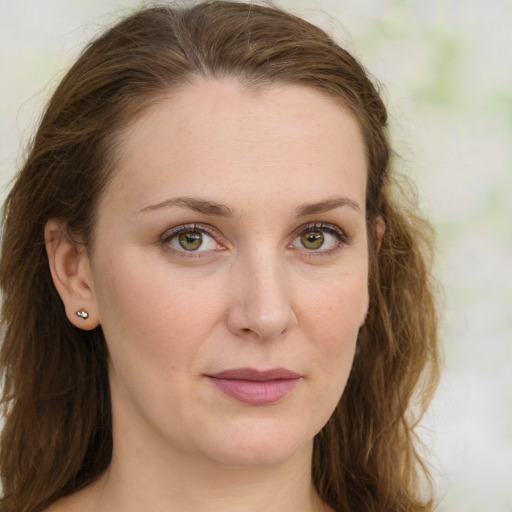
0 2 440 511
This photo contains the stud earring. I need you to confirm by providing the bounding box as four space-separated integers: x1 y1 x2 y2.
75 308 89 320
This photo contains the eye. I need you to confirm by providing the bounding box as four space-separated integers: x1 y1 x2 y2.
299 230 325 250
164 225 221 253
291 223 346 252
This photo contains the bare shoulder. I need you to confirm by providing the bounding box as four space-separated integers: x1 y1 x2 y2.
43 497 77 512
42 489 93 512
42 500 69 512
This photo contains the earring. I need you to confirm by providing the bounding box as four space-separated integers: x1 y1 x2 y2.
75 308 89 320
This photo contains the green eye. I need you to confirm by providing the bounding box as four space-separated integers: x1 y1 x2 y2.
300 231 324 250
292 224 346 253
166 225 220 253
178 231 203 251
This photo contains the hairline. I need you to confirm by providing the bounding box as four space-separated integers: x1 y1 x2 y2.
86 72 371 253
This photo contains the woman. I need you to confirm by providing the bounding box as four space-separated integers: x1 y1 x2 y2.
0 2 440 511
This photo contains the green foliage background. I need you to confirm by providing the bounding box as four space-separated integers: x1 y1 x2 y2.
1 1 511 510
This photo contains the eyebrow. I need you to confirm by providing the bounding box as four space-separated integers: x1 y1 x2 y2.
137 197 237 217
294 197 362 216
137 195 361 217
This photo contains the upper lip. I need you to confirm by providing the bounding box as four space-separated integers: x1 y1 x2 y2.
207 368 301 381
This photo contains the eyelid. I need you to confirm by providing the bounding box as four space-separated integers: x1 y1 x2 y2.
160 223 226 255
161 222 219 240
289 222 348 254
159 221 348 257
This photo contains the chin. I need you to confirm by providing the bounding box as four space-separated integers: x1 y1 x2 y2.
198 418 316 468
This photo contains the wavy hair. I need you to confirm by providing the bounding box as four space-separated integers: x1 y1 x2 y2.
0 2 440 511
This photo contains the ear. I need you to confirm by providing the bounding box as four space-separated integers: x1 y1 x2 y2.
375 215 386 253
360 216 386 328
360 293 370 329
44 219 99 330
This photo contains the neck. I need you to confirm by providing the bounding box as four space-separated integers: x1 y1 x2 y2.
77 432 327 512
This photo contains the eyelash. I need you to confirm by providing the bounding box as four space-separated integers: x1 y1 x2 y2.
290 222 348 256
160 223 224 257
160 222 348 257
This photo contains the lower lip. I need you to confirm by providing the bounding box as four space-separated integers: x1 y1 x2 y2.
207 377 300 405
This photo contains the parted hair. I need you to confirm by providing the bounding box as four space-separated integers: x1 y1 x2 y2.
0 2 440 511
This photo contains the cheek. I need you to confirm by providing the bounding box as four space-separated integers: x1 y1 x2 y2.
92 252 225 375
299 266 368 377
285 268 367 437
304 266 368 334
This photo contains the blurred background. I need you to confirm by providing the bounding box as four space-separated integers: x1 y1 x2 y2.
1 1 511 510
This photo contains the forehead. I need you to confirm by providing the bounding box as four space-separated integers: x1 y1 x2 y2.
103 80 367 214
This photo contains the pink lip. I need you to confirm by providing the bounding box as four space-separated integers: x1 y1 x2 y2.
206 368 301 405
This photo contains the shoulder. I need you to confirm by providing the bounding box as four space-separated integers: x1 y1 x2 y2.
42 490 92 512
43 498 73 512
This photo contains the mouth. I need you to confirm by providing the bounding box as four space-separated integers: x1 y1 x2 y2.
206 368 302 405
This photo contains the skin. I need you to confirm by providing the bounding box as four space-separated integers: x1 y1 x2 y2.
45 80 370 512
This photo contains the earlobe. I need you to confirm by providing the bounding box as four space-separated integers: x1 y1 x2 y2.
44 219 100 330
375 216 386 253
360 293 369 328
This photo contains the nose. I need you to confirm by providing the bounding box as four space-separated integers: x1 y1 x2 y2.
226 251 298 341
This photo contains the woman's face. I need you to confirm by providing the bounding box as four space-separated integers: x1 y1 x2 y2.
86 80 369 467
